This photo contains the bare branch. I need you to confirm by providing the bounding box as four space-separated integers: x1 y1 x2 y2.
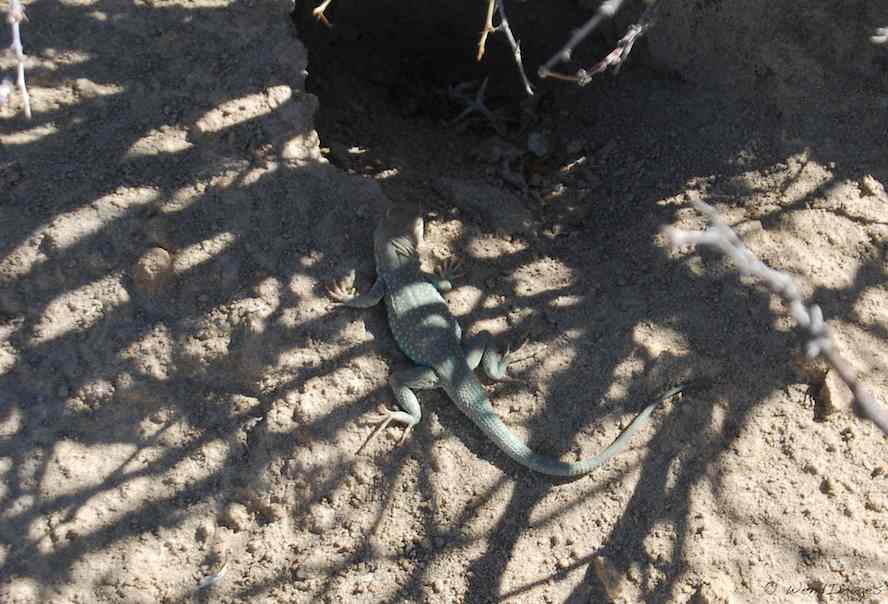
575 1 659 84
495 0 533 96
312 0 334 28
476 0 534 96
4 0 31 118
446 77 507 135
538 0 627 81
667 200 888 435
541 0 659 86
477 0 497 61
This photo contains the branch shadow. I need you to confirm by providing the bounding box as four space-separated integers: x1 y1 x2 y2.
0 0 885 602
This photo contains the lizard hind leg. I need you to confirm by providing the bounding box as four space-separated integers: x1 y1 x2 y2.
464 331 531 383
357 366 440 455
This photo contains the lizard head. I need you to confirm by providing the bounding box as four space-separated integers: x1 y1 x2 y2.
373 206 423 271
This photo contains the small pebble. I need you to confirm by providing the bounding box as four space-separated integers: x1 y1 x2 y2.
195 522 212 543
861 174 886 198
308 505 336 534
865 491 887 513
817 370 854 417
593 556 627 601
802 462 819 475
222 502 250 532
133 247 174 296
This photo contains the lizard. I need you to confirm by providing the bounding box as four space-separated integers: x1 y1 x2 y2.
328 207 687 477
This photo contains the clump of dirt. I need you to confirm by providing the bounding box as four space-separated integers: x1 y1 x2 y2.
1 0 886 602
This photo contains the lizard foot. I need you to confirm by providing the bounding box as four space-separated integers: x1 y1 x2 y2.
435 256 464 282
356 407 415 455
327 271 357 303
484 338 535 384
503 338 535 366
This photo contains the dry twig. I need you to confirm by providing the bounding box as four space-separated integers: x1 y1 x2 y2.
667 200 888 435
476 0 534 96
577 1 658 83
539 0 627 81
477 0 497 62
495 0 533 95
539 0 658 86
446 77 507 134
2 0 31 118
312 0 334 27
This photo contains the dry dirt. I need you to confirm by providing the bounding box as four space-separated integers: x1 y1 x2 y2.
1 0 887 602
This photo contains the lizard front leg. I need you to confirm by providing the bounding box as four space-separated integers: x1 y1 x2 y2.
426 256 464 293
328 272 385 308
358 366 439 453
410 213 463 293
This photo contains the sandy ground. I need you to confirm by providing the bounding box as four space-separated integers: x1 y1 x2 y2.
1 0 887 602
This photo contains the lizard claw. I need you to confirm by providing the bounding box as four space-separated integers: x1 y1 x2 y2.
435 256 464 282
503 338 534 365
327 272 357 303
356 408 413 454
490 338 535 384
363 407 399 424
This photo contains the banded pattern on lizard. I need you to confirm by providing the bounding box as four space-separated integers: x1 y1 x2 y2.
329 208 685 477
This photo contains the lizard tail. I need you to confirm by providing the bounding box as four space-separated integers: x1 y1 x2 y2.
448 377 686 477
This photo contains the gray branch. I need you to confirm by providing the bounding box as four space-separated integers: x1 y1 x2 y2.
495 0 534 96
667 200 888 435
539 0 627 80
539 0 660 86
3 0 30 118
575 0 660 85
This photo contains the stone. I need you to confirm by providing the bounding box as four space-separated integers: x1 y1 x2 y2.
133 247 174 296
817 369 854 418
221 502 251 532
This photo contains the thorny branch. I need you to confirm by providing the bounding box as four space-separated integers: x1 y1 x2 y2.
667 200 888 436
476 0 534 96
495 0 533 95
539 0 659 85
311 0 657 94
1 0 31 118
477 0 497 62
538 0 626 80
579 1 659 82
446 77 507 135
312 0 334 27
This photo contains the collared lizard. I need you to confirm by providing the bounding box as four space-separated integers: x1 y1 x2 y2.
329 208 686 477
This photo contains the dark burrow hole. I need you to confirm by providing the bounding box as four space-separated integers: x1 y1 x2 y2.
290 0 653 220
